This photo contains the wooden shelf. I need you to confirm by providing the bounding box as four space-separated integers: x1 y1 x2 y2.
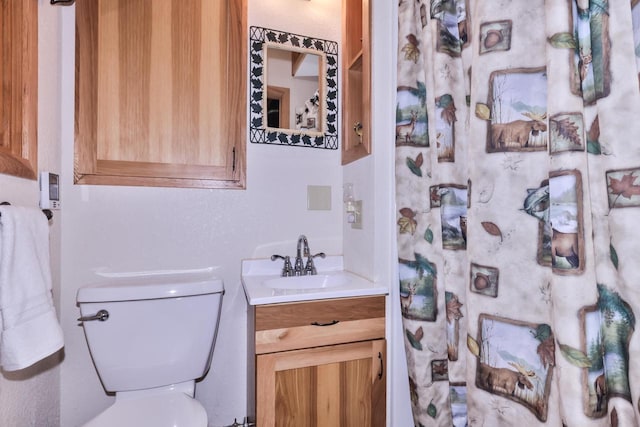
347 50 364 71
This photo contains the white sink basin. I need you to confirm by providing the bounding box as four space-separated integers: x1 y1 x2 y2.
241 255 388 305
264 273 350 290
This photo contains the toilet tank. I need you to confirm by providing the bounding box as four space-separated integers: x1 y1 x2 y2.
77 271 224 392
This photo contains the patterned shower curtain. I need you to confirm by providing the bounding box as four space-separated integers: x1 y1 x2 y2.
395 1 640 425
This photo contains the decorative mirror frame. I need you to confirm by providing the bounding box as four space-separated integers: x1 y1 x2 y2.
249 26 338 149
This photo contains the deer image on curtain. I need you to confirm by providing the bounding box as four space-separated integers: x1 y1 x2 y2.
395 0 640 425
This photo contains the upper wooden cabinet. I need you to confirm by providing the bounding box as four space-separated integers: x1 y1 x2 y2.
341 0 371 165
75 0 246 189
0 1 38 180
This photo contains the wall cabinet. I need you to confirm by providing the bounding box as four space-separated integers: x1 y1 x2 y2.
248 296 386 427
75 0 246 189
341 0 371 165
0 1 38 180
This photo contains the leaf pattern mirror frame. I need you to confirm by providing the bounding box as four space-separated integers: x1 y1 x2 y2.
249 26 338 149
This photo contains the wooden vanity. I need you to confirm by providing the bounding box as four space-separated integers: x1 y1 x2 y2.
247 295 386 427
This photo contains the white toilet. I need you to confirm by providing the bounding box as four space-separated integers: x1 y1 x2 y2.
77 271 224 427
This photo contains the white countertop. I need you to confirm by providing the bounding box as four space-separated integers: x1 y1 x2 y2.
241 256 388 305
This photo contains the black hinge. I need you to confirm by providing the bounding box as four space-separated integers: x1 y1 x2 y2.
232 147 236 172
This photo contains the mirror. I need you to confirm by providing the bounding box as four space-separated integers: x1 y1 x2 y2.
249 27 338 149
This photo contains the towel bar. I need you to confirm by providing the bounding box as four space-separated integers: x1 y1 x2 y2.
0 202 53 221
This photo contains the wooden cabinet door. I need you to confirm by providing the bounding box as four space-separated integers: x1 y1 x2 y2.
341 0 371 165
0 0 37 180
256 339 386 427
75 0 246 189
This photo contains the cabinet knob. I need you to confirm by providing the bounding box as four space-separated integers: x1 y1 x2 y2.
353 121 363 144
377 351 384 380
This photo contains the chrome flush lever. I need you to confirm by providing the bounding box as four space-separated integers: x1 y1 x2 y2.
78 309 109 322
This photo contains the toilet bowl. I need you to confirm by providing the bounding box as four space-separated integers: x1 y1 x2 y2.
77 271 224 427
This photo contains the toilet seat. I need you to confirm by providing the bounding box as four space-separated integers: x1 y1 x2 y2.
82 392 207 427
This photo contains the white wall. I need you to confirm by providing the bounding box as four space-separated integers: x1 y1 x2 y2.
0 2 63 426
343 2 413 425
59 1 343 426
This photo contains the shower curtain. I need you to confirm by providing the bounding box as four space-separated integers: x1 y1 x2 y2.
395 1 640 425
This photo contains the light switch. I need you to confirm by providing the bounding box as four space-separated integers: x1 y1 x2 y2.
307 185 332 210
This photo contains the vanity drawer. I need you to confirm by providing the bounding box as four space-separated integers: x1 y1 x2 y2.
254 296 385 354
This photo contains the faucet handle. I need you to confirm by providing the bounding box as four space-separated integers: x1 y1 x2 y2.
304 252 326 275
271 254 294 277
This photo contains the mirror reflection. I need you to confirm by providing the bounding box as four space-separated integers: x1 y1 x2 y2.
266 46 322 133
249 26 338 150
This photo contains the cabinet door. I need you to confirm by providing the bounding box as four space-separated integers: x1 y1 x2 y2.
341 0 371 165
0 0 37 180
256 339 386 427
75 0 246 189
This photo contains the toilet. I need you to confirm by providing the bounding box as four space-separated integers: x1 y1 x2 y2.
76 271 224 427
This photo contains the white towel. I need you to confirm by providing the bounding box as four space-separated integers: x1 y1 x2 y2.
0 205 64 371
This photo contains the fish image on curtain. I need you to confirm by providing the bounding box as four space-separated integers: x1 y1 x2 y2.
483 68 548 153
473 315 555 421
398 256 438 321
577 285 635 418
522 170 585 274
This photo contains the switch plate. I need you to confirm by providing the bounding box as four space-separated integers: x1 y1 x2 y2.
307 185 332 210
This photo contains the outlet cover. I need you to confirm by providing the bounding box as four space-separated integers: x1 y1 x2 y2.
351 200 362 229
307 185 332 210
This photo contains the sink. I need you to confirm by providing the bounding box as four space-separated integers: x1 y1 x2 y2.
241 255 388 305
264 273 350 290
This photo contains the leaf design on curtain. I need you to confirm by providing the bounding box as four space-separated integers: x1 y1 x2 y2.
467 334 480 357
610 243 619 270
424 226 434 243
406 326 424 350
398 207 417 234
406 152 424 176
401 34 421 63
608 173 640 199
559 343 592 368
481 221 503 241
548 32 577 49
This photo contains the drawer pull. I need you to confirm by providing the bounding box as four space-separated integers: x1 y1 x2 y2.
311 320 339 327
378 352 384 380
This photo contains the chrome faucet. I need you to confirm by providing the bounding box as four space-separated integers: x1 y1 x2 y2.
271 254 293 277
272 235 326 277
293 235 309 276
296 234 326 276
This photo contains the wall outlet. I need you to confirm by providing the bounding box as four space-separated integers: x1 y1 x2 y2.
350 200 362 229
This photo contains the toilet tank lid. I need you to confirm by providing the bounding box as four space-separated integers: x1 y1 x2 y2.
77 270 224 303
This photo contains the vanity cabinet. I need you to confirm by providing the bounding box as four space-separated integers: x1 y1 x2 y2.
341 0 371 165
75 0 246 189
249 296 386 427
